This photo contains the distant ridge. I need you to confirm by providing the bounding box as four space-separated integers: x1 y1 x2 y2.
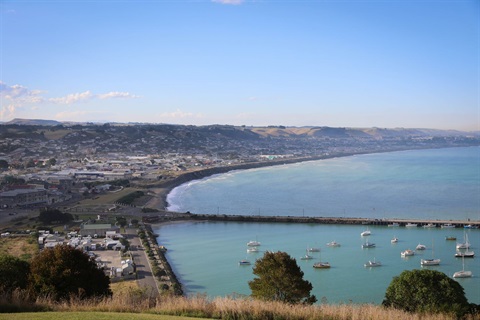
5 118 63 126
1 118 478 138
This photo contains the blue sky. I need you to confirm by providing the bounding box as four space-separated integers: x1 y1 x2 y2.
0 0 478 130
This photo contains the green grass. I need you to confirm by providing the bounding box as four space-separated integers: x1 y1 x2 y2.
0 312 209 320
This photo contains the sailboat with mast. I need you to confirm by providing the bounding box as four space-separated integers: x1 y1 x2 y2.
421 240 440 266
455 233 474 258
453 255 472 278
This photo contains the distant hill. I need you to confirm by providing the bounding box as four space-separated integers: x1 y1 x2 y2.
249 126 479 139
1 118 478 139
6 118 63 126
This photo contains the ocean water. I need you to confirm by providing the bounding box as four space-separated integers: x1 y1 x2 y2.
158 147 480 304
156 222 480 304
167 147 480 221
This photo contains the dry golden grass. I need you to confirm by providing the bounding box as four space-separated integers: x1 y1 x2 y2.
8 291 468 320
0 236 38 261
110 280 142 296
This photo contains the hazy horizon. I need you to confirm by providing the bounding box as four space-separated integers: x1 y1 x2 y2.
1 0 478 131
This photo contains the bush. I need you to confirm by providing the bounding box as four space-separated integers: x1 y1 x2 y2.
249 251 316 305
0 255 30 293
29 245 112 301
383 269 470 317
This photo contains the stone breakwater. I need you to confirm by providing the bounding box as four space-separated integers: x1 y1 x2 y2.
145 213 479 227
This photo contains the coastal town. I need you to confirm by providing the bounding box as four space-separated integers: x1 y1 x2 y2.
1 120 479 297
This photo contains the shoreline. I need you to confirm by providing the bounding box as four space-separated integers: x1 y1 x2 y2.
145 147 433 211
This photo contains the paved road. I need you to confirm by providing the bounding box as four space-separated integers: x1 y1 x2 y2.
125 227 159 298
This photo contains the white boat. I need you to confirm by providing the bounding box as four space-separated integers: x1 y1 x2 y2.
327 241 340 247
307 247 320 252
441 223 455 228
401 249 415 257
405 223 418 228
360 228 371 236
300 254 314 260
453 270 473 278
416 243 426 250
362 242 375 248
421 240 440 266
456 234 471 250
391 237 398 243
313 261 331 269
247 240 261 247
455 250 475 258
364 258 382 267
388 222 400 227
453 256 472 278
421 258 441 266
247 247 259 253
423 223 436 228
313 251 330 268
456 243 469 249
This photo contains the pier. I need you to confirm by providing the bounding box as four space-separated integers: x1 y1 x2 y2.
143 212 479 228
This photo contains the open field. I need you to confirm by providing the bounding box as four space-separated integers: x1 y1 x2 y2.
40 129 71 140
78 188 144 205
0 236 38 261
0 312 206 320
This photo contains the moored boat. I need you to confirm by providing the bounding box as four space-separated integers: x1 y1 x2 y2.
405 223 418 228
360 228 371 236
364 258 381 267
421 240 440 266
300 254 314 260
247 240 261 247
445 236 457 241
455 250 475 258
453 256 472 278
456 234 471 250
416 243 426 250
362 242 375 248
401 249 415 257
453 270 473 278
327 241 341 247
391 237 398 243
421 258 441 266
423 223 436 228
313 261 331 269
239 259 251 265
441 223 455 228
388 222 400 227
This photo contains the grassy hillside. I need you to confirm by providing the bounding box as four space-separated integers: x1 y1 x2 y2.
0 312 203 320
0 292 467 320
0 236 38 261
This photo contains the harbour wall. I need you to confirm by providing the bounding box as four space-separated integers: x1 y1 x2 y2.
145 212 479 228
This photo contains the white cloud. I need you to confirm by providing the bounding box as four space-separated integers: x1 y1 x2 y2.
97 91 140 99
49 91 94 105
0 81 140 120
0 81 45 119
212 0 244 5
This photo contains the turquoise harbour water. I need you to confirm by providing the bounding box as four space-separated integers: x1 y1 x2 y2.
158 147 480 304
